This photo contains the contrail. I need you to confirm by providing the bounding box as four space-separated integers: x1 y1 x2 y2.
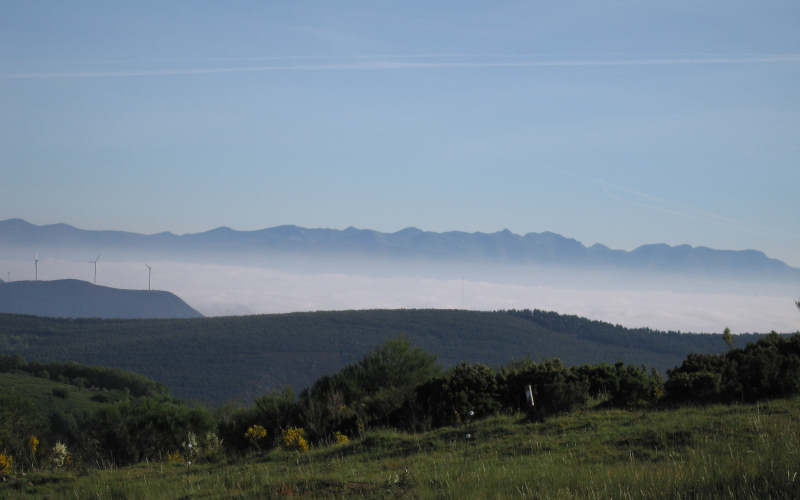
555 169 800 241
3 54 800 80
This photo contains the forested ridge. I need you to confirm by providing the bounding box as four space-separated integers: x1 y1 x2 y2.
0 309 765 403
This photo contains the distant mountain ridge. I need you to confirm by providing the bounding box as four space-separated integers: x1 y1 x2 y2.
1 218 797 280
0 279 202 319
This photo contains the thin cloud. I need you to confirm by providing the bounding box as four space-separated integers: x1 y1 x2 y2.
3 54 800 80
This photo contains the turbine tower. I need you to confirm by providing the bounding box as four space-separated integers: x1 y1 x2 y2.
145 264 151 291
89 254 101 284
34 253 39 281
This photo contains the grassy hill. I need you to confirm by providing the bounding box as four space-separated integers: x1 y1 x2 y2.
0 279 201 319
0 309 762 404
4 396 798 499
0 372 129 416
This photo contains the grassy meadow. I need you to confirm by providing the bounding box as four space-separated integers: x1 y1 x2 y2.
3 396 798 499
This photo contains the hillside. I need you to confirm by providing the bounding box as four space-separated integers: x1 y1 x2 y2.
0 309 761 404
0 279 202 319
2 218 797 280
4 398 799 498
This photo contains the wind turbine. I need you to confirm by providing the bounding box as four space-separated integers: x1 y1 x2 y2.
34 253 39 281
145 264 151 291
89 255 101 284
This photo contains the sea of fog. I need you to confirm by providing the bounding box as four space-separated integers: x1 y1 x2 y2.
1 256 797 334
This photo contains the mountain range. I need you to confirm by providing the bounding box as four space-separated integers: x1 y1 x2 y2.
1 218 797 280
0 279 202 319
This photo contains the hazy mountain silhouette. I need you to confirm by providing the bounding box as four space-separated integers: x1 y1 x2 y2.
0 279 202 319
1 218 797 280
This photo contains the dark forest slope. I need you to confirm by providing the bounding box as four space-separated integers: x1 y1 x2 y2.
0 279 201 319
0 309 762 404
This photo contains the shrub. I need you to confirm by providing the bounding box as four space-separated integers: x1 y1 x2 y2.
27 435 39 456
0 451 12 477
611 364 663 407
244 425 267 450
665 371 722 403
90 393 110 403
501 359 590 418
52 387 69 399
49 442 69 468
412 362 502 428
218 388 301 452
89 398 214 465
666 333 800 403
300 338 440 435
281 427 308 452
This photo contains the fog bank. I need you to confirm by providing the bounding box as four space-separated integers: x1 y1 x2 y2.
1 257 797 334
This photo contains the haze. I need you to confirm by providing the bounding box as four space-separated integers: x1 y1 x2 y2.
2 251 796 334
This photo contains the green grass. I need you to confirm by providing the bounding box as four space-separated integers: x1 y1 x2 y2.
0 372 127 414
4 397 799 499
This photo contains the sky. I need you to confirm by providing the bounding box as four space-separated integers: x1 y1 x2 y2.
1 1 799 266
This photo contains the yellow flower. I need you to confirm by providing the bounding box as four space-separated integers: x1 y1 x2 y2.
166 450 182 463
335 432 349 444
245 424 268 445
281 427 309 452
28 435 39 456
0 452 13 477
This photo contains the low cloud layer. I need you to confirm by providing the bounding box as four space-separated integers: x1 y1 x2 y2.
2 257 797 334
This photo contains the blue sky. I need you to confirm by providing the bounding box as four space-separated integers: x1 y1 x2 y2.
2 1 799 266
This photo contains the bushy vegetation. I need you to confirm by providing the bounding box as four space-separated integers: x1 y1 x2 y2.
220 334 800 456
0 360 213 470
666 331 800 403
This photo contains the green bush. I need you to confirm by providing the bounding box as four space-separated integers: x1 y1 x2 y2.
665 371 722 403
501 359 589 418
51 387 69 399
299 338 440 437
666 333 800 403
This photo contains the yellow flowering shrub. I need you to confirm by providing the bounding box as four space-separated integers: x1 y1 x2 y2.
244 424 267 444
335 432 349 444
281 427 308 452
166 450 182 463
0 452 13 477
28 435 39 456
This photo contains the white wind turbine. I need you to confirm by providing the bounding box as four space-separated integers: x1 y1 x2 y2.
34 253 39 281
89 254 101 284
145 264 152 291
